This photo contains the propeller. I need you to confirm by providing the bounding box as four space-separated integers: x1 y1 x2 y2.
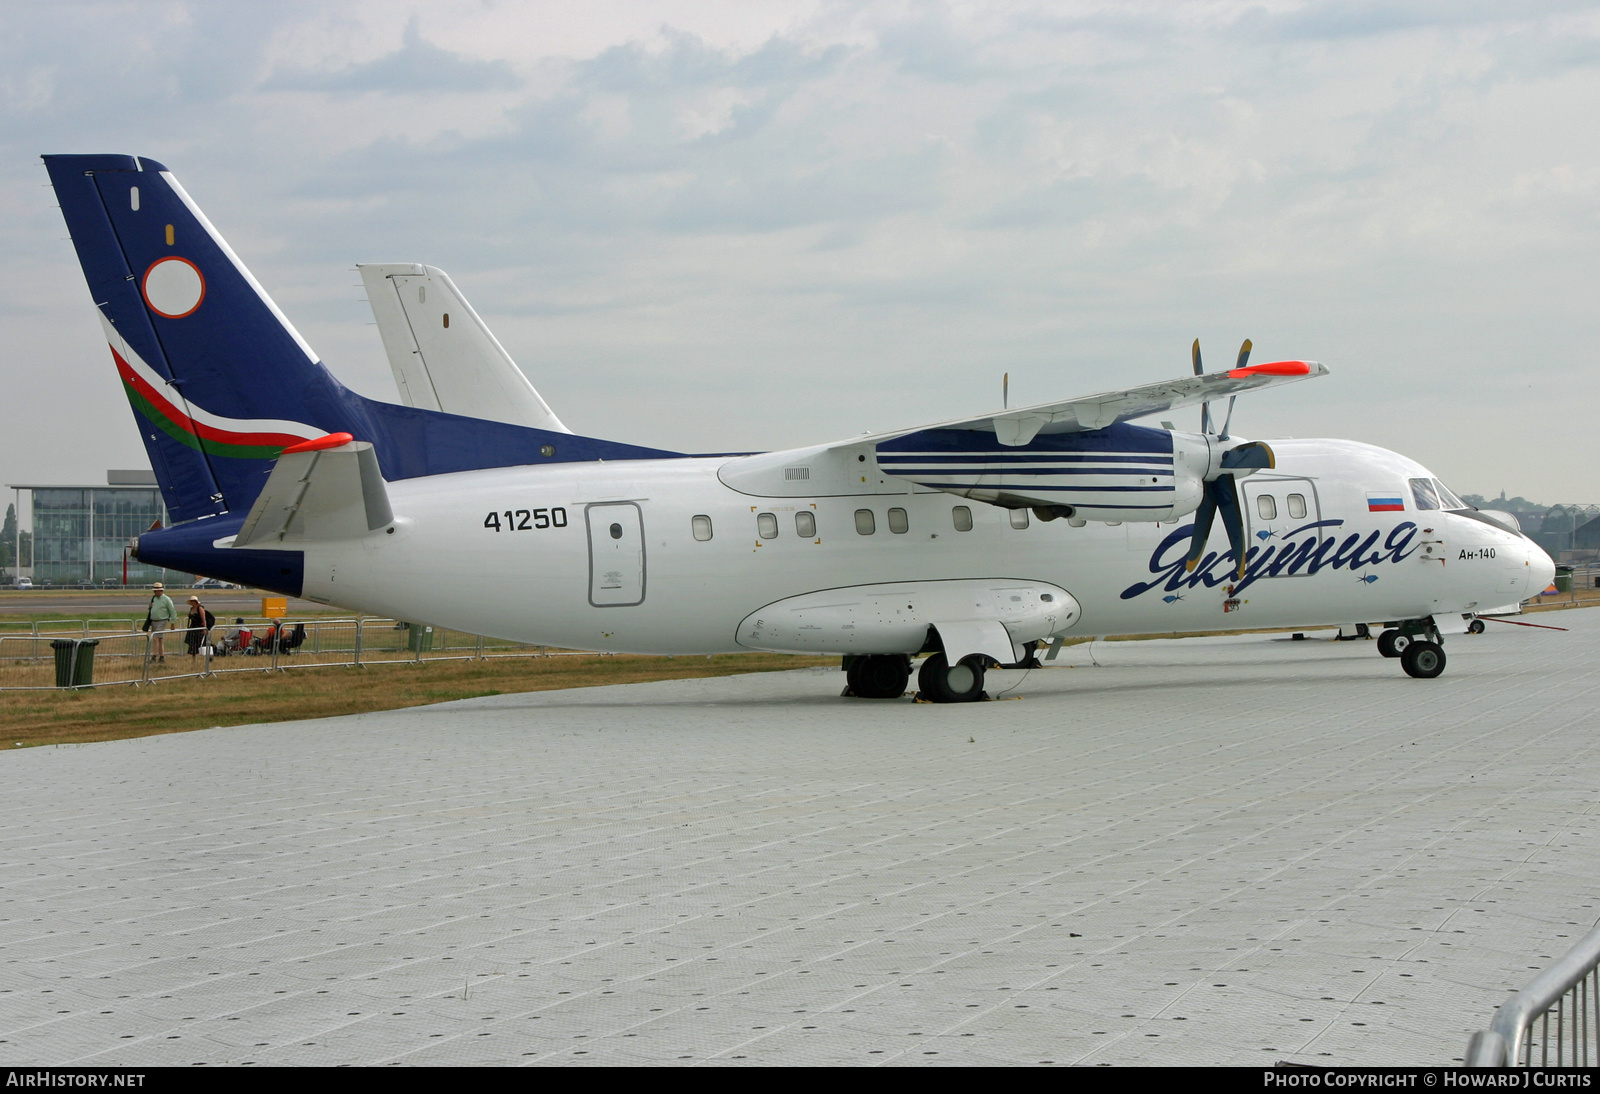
1184 440 1275 580
1192 338 1252 438
1190 339 1210 434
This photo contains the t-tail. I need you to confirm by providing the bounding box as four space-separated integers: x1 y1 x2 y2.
43 154 677 531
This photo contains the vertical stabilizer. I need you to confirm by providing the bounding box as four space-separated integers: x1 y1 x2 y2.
47 155 682 530
45 154 344 521
358 263 569 433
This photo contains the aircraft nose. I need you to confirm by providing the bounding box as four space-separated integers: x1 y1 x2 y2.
1527 541 1556 596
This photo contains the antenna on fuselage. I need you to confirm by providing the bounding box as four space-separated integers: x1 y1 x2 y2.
1003 372 1009 410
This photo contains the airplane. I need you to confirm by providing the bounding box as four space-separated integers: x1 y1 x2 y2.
40 154 1557 702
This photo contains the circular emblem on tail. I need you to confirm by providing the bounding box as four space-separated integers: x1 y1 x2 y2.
142 256 206 319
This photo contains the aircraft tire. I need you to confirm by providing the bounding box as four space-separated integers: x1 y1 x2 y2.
1377 629 1409 658
1467 619 1486 635
917 653 987 703
849 655 911 699
1401 640 1446 679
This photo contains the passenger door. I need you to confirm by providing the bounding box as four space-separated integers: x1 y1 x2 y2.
1242 479 1320 577
586 502 646 607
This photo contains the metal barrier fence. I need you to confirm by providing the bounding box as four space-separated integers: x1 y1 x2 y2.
0 618 566 690
1465 921 1600 1066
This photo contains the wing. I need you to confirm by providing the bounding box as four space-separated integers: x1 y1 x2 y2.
718 360 1327 500
897 359 1325 448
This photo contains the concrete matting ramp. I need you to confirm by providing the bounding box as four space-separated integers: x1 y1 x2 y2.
1 612 1597 1065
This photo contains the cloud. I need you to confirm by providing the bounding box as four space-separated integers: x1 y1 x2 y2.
264 14 520 94
3 1 1600 501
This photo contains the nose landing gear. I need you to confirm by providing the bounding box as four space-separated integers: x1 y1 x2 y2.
1399 640 1446 679
1377 619 1449 678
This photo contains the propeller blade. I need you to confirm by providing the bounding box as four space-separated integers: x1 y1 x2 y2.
1186 474 1253 579
1235 338 1252 370
1185 488 1218 572
1191 339 1212 434
1214 474 1248 580
1219 395 1238 440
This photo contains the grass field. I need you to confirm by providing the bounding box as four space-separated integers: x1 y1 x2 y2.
4 589 1593 752
3 652 828 749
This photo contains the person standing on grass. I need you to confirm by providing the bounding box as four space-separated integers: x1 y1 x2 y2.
146 582 176 662
184 595 214 659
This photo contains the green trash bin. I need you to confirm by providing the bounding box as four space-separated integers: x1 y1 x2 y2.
406 624 434 654
49 638 99 688
1554 568 1573 594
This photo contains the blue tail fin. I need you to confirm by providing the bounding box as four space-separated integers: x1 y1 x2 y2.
45 154 679 524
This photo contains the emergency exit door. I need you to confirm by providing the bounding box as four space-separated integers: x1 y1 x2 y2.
586 503 646 607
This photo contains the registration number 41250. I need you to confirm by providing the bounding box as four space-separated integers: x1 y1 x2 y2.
485 508 568 532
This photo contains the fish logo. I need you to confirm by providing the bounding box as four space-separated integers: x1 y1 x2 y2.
1162 594 1184 604
1256 529 1275 540
1357 574 1379 584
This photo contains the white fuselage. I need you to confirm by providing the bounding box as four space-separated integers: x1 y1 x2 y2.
296 437 1554 653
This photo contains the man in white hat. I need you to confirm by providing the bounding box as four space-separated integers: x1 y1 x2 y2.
146 582 176 662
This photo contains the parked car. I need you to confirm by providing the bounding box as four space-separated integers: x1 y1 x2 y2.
14 577 31 590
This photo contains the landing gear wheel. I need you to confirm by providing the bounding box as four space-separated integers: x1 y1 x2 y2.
916 653 987 703
847 655 911 699
1377 629 1411 658
1467 619 1486 635
1400 640 1446 679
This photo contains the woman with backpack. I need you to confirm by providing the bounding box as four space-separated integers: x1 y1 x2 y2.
184 595 215 660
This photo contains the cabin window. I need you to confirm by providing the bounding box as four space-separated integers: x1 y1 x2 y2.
1010 509 1030 530
952 505 973 532
888 508 909 534
1257 495 1277 521
691 515 713 541
855 509 876 535
757 512 778 540
1287 493 1307 519
1410 478 1440 511
795 511 816 538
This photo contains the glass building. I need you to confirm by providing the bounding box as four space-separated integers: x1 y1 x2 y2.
9 473 191 586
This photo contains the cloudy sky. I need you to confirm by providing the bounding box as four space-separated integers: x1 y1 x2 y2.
3 0 1598 510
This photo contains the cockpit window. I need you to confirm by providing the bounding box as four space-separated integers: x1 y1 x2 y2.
1409 478 1440 511
1434 479 1466 510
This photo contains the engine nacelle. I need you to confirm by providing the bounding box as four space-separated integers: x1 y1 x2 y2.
875 422 1211 522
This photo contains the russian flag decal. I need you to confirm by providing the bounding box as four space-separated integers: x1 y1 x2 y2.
1367 494 1405 512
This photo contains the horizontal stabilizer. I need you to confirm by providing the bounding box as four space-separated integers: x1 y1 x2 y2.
233 440 393 547
359 263 569 433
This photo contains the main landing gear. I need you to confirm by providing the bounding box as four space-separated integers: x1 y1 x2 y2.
844 648 1012 703
1376 621 1447 679
916 653 988 703
842 654 912 699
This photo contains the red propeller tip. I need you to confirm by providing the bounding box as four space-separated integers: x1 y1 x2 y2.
1226 360 1311 379
281 432 354 455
